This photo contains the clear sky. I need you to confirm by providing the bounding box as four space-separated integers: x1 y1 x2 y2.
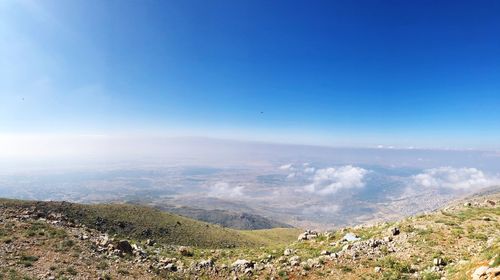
1 0 499 149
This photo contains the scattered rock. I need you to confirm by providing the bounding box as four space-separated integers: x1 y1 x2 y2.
433 258 445 266
472 266 489 280
283 248 293 256
232 259 254 272
391 227 400 236
298 230 319 241
289 256 301 266
115 240 133 255
320 250 331 256
485 200 496 206
165 263 177 271
178 246 193 257
342 244 352 251
198 259 214 268
342 233 360 242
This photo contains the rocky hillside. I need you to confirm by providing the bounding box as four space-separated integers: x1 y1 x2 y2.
0 190 498 280
0 199 299 249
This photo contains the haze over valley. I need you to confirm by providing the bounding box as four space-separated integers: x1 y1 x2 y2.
2 137 498 229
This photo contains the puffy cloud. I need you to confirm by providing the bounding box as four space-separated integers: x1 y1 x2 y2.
412 167 498 190
304 165 369 195
279 164 294 170
281 163 316 179
304 167 316 173
208 182 244 198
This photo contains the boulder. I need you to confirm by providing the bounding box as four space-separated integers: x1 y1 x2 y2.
472 266 489 280
433 258 445 266
342 244 352 251
283 248 293 256
98 234 109 246
485 200 496 206
178 246 193 256
342 233 360 242
391 227 400 236
289 256 301 266
115 240 133 255
165 263 177 271
298 230 319 241
198 259 214 268
232 259 253 271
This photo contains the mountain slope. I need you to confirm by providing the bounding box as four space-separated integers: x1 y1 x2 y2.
154 204 292 230
0 199 298 248
0 189 498 279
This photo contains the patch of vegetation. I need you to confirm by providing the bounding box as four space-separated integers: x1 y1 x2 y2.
0 268 35 280
469 233 488 241
456 207 500 222
55 239 75 252
415 227 433 236
376 257 411 274
66 267 78 276
18 255 39 267
422 272 441 280
277 270 288 280
96 261 109 270
118 269 129 275
24 222 66 239
435 219 458 227
239 228 301 246
340 265 352 273
451 227 464 237
491 254 500 267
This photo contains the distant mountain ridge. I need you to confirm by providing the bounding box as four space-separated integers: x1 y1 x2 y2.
154 204 292 230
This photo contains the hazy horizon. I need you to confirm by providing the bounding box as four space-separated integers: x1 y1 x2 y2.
1 0 500 228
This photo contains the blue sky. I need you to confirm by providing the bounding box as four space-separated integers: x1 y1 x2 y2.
1 0 499 149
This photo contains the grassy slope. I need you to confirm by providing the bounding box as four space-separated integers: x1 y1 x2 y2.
0 198 298 248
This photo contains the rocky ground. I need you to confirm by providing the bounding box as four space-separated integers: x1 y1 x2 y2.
0 191 499 280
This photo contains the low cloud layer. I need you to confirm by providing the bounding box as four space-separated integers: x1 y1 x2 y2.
208 182 244 198
304 165 369 195
412 167 498 190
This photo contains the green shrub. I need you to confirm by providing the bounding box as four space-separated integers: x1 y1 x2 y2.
18 255 39 267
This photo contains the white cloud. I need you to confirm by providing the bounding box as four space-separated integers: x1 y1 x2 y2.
304 165 369 195
412 167 498 190
208 182 244 198
279 163 294 170
304 167 316 173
